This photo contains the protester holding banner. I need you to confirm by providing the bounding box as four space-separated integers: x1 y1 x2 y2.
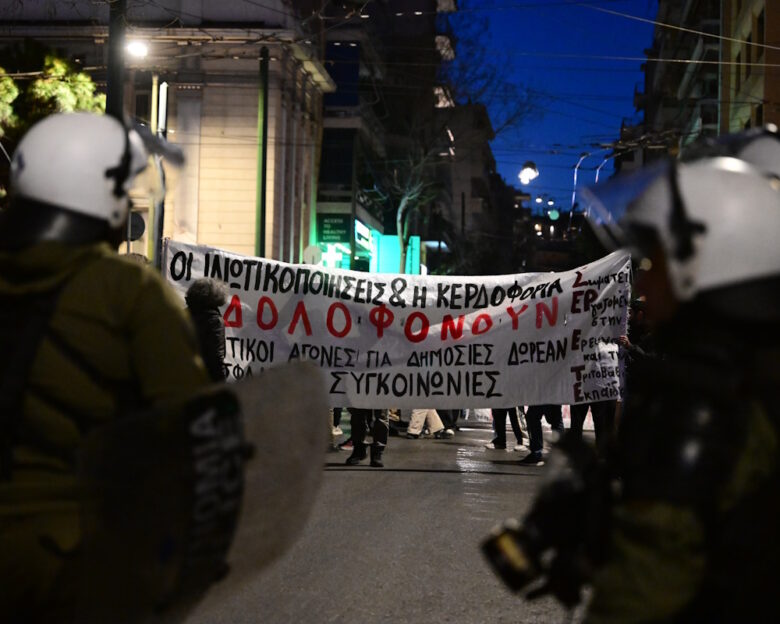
519 404 564 465
345 408 388 468
186 277 229 381
406 408 448 439
617 297 655 391
438 409 462 434
614 297 655 432
485 407 524 450
568 400 616 457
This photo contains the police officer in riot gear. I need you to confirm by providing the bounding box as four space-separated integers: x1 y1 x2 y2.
1 112 330 623
0 112 216 621
483 127 780 622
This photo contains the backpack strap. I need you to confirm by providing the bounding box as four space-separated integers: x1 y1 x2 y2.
0 286 66 478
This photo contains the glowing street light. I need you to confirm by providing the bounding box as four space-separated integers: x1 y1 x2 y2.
518 161 539 185
126 40 149 58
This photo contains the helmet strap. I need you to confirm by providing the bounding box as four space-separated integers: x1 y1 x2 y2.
668 163 707 261
0 196 111 249
104 126 132 198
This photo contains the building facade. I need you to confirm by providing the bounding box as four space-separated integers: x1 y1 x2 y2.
720 0 779 132
633 0 721 158
311 0 458 274
0 0 334 261
620 0 778 171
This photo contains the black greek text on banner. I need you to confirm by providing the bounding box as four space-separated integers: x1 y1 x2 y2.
163 239 631 409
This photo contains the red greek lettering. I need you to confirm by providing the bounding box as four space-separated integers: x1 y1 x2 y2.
472 313 493 335
369 305 394 338
440 314 465 340
571 288 598 313
536 296 558 329
506 304 529 330
287 301 312 336
327 303 351 338
256 296 278 330
404 312 429 343
223 295 243 328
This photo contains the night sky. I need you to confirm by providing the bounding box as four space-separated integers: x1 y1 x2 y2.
470 0 658 213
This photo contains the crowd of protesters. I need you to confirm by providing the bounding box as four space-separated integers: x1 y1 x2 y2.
326 296 654 468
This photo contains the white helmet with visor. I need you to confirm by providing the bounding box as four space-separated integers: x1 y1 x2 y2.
579 131 780 316
3 112 182 247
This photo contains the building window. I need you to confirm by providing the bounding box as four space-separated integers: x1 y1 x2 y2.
757 9 765 49
703 77 718 98
702 103 718 126
135 92 151 125
735 51 742 92
433 86 454 108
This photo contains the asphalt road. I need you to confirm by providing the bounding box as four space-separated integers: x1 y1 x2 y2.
185 425 587 624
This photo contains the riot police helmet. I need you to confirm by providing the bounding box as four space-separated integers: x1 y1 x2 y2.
0 112 182 249
578 129 780 322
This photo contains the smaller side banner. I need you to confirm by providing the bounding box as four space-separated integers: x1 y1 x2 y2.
163 240 631 409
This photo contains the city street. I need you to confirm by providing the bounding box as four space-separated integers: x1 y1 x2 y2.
186 424 589 624
2 2 775 623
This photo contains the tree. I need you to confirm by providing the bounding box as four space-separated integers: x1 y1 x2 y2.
366 2 532 274
27 54 105 119
0 41 105 201
0 69 19 138
366 150 443 274
443 9 532 136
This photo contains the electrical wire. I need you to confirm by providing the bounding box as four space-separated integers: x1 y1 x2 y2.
5 0 773 65
584 4 780 52
1 1 761 184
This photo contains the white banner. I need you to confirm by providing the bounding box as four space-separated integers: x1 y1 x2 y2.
163 240 631 409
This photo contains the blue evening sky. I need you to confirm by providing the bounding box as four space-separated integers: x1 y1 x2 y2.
474 0 658 212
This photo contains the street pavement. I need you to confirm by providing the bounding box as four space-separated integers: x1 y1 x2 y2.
185 424 590 624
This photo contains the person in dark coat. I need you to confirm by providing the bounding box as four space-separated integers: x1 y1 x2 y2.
0 112 212 621
186 278 228 381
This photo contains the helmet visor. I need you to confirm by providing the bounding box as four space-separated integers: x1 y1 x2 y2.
128 155 165 206
126 121 185 206
577 159 671 253
130 120 184 167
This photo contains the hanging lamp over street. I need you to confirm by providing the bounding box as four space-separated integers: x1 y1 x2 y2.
518 161 539 185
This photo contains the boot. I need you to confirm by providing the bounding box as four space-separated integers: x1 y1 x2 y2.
345 442 367 466
370 443 384 468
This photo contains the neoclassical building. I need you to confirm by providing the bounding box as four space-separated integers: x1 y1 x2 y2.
0 0 335 261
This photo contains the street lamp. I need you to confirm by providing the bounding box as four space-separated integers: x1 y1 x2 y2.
126 40 149 58
594 150 628 184
518 161 539 185
569 148 612 231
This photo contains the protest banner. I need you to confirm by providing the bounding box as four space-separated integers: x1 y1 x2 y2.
163 240 631 409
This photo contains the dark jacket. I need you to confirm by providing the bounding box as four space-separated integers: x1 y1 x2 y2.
186 278 228 381
0 240 211 619
0 241 210 493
